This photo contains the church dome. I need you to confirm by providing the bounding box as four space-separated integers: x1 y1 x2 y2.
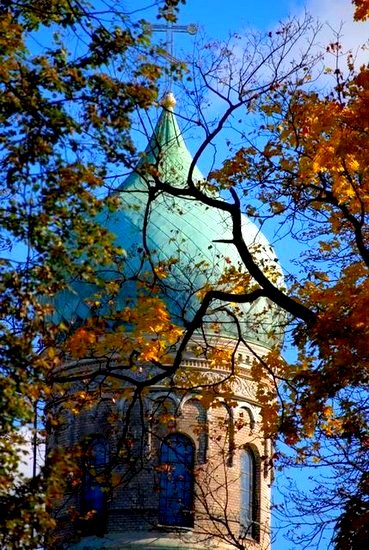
50 98 278 550
52 95 284 348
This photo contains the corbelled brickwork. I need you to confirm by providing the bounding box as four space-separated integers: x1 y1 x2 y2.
50 337 273 550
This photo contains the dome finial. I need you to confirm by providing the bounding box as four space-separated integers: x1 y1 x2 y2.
160 91 176 111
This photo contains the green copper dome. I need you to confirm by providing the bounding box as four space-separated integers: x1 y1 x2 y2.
51 95 284 348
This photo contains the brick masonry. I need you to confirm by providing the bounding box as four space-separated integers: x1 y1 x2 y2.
49 337 274 550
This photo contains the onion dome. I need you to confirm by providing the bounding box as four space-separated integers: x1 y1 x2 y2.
51 94 284 348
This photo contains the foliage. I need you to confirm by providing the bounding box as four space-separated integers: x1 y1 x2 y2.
238 26 369 548
136 1 369 546
3 0 369 548
0 0 184 546
352 0 369 20
173 3 369 546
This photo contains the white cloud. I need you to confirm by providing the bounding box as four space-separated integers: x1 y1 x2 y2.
300 0 369 65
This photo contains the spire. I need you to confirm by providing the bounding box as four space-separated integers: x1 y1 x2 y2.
137 93 204 190
160 91 176 111
148 92 182 150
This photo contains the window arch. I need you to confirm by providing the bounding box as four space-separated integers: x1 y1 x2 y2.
82 436 109 534
159 433 195 528
182 398 208 464
239 406 255 432
240 448 258 539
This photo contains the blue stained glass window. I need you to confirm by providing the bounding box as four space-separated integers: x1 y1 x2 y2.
83 437 108 530
240 448 257 538
159 433 195 528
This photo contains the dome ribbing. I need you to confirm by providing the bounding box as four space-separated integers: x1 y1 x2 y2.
51 98 284 348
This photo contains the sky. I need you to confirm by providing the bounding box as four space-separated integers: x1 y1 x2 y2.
127 0 368 49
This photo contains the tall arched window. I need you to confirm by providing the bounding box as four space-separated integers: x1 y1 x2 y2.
82 436 109 534
159 433 195 528
240 448 258 539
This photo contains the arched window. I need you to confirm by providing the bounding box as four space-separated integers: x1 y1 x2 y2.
159 433 195 528
240 448 258 539
82 436 109 534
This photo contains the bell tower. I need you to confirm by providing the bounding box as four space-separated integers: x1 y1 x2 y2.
48 95 282 550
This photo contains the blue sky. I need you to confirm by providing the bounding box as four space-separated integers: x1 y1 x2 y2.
165 0 303 34
128 0 366 44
